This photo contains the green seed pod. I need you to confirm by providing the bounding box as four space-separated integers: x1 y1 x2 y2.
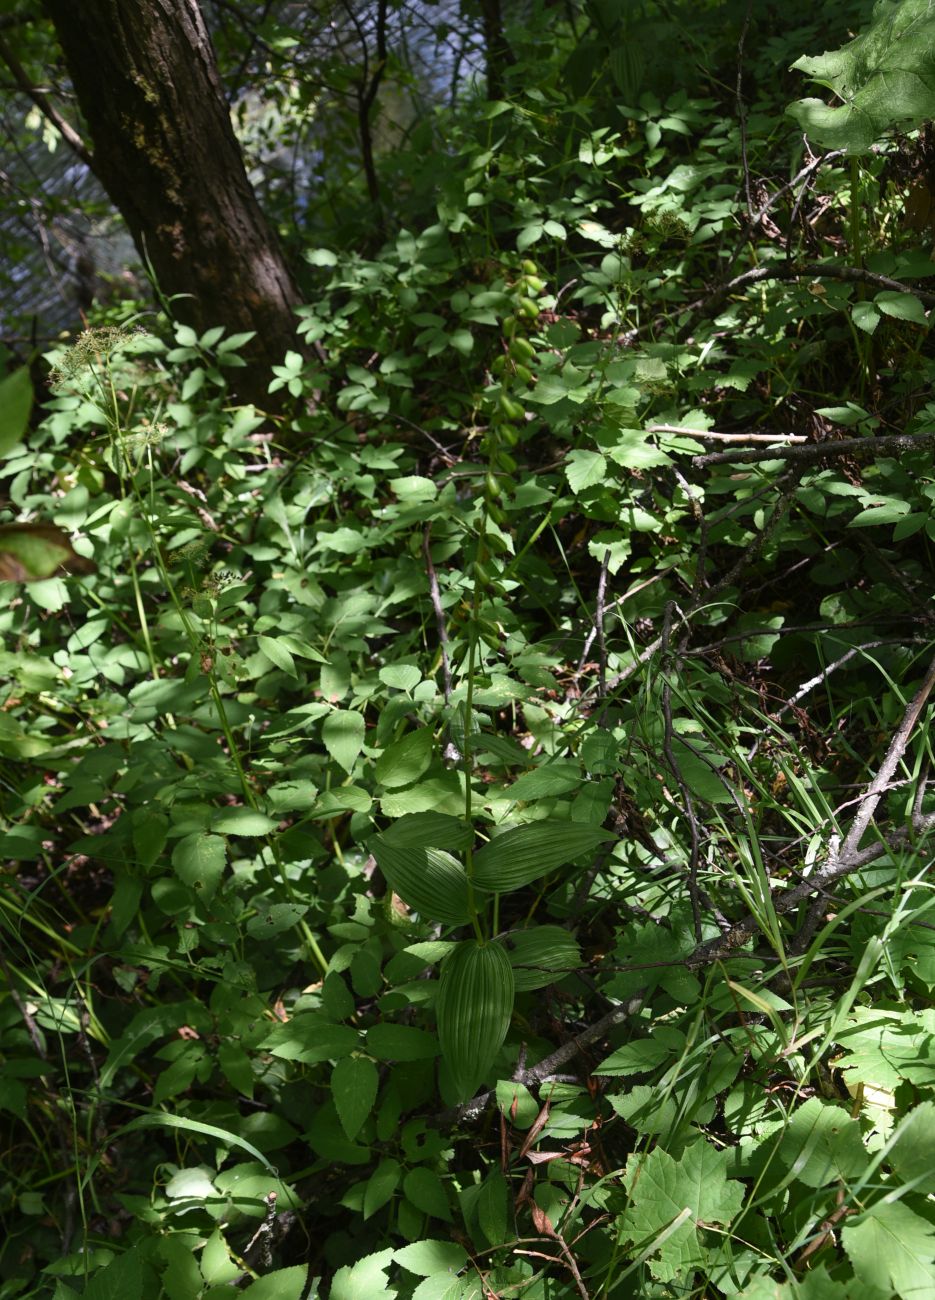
499 394 525 420
485 471 501 500
521 258 539 276
519 297 540 319
513 363 533 385
509 337 536 362
523 275 546 294
490 355 507 376
501 315 517 336
494 450 517 473
486 501 508 526
498 423 520 446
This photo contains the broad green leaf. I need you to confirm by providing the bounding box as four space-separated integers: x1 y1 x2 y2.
0 365 33 457
363 1165 401 1220
888 1101 935 1194
331 1055 379 1140
259 1014 359 1064
371 836 472 924
132 808 168 868
211 808 279 835
380 812 474 852
842 1199 935 1296
395 1240 466 1276
502 762 580 801
495 1080 539 1128
266 779 318 811
789 0 935 153
171 832 225 901
875 289 928 324
331 1250 396 1299
379 663 423 691
257 634 297 677
472 821 613 893
620 1141 744 1282
366 1023 439 1061
245 902 308 939
376 728 434 788
501 926 582 990
774 1097 867 1188
402 1169 453 1220
226 1266 311 1298
565 449 607 493
323 709 366 772
0 523 95 582
436 940 514 1100
80 1247 144 1300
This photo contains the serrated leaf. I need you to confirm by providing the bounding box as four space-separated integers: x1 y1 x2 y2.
363 1165 401 1221
789 1 935 153
379 663 422 691
875 289 928 324
376 729 434 788
331 1055 379 1140
852 300 881 334
842 1200 935 1296
171 832 225 901
323 709 366 772
437 940 514 1100
371 836 472 924
472 821 613 893
501 926 581 990
620 1141 744 1282
257 634 297 677
565 449 607 493
395 1240 466 1275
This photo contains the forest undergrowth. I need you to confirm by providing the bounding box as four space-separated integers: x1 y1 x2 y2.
4 1 935 1296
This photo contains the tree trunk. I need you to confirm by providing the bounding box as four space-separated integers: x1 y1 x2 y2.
41 0 303 409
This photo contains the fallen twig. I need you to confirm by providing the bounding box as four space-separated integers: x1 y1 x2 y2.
693 429 935 467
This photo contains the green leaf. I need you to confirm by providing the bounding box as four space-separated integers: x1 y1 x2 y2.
502 926 582 990
379 664 423 691
395 1240 466 1275
81 1248 144 1300
402 1169 453 1221
774 1097 868 1188
436 940 515 1100
852 300 881 334
564 449 607 493
132 809 168 868
371 837 472 924
235 1265 317 1298
323 709 366 772
472 821 613 893
889 1101 935 1194
245 902 308 939
210 808 279 835
789 0 935 153
366 1023 440 1061
0 523 95 582
875 289 929 324
380 813 475 852
376 729 434 788
259 1014 359 1064
502 762 580 801
257 634 297 677
619 1141 744 1282
0 366 33 457
842 1200 935 1296
331 1055 379 1140
171 832 226 901
363 1165 401 1220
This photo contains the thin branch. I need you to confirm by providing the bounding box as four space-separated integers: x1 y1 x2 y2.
594 549 610 698
0 33 94 170
684 259 935 320
648 424 807 444
435 1001 640 1126
693 429 935 468
683 654 935 967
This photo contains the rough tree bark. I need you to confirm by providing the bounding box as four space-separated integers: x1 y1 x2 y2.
41 0 303 408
